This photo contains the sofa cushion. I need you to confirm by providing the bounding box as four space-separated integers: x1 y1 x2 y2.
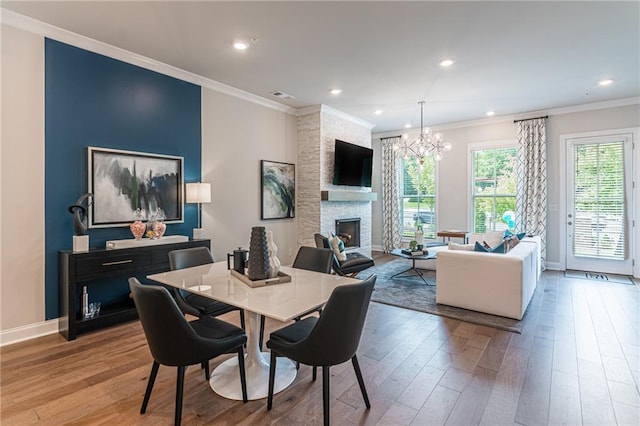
469 230 504 247
448 242 474 251
484 230 504 247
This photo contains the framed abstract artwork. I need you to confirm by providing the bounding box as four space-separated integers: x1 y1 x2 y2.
261 160 295 220
88 147 184 228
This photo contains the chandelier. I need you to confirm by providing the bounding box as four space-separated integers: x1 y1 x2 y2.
394 101 451 162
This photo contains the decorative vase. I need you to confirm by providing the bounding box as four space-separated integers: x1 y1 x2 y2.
414 227 424 245
129 209 146 240
146 216 157 239
266 231 281 278
154 220 166 239
152 209 166 238
247 226 270 281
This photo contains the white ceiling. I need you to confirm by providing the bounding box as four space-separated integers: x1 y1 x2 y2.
2 1 639 133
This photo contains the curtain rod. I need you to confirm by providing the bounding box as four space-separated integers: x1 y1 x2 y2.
513 115 548 123
380 135 402 140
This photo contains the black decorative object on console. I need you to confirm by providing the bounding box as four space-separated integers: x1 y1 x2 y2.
67 192 93 236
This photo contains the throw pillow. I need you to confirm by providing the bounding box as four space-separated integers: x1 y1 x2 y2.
329 235 347 261
517 232 527 240
490 241 507 254
448 242 474 251
473 241 507 253
474 242 489 252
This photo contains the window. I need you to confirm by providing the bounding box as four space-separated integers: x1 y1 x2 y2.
400 156 436 239
471 146 517 233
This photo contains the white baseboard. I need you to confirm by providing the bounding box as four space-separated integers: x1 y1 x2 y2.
371 245 384 252
0 318 59 347
545 261 563 271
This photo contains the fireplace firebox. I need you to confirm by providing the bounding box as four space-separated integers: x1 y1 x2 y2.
335 218 361 248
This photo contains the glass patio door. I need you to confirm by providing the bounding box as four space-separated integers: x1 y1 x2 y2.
565 134 633 275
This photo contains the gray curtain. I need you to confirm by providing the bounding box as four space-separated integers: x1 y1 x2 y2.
381 137 403 252
516 118 547 270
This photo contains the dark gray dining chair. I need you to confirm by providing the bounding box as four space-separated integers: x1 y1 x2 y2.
168 247 246 330
266 274 376 426
129 278 248 426
257 246 335 350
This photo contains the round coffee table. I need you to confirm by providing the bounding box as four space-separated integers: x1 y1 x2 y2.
389 249 437 285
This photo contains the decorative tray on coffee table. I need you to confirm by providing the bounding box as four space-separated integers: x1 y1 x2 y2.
230 269 292 288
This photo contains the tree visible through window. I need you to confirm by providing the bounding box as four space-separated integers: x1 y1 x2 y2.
472 147 517 233
400 156 436 239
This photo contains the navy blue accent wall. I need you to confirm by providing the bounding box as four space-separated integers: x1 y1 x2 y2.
45 39 201 319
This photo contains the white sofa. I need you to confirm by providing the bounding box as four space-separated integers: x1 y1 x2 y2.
435 236 541 320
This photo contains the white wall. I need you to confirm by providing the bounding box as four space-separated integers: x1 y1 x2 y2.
1 24 46 334
372 104 640 270
201 89 298 264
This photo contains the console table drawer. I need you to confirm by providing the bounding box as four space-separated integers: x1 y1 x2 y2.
74 252 151 277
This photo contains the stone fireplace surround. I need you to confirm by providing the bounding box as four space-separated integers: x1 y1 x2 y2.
296 105 376 256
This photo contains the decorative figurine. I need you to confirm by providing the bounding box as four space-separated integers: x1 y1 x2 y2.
67 192 93 236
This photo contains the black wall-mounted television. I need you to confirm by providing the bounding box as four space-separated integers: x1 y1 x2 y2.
332 139 373 187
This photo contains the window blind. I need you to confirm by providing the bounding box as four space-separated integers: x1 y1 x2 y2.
573 141 625 260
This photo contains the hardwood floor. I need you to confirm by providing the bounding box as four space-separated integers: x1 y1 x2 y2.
1 269 638 425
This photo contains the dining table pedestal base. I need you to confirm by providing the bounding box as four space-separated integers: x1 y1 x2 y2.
210 351 296 400
210 311 296 400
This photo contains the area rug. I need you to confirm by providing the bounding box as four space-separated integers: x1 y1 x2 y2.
564 269 635 285
358 258 525 334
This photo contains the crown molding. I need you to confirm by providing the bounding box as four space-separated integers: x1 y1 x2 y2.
297 104 376 130
373 96 640 138
0 9 297 115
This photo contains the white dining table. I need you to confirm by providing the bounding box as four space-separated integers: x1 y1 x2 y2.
147 262 360 400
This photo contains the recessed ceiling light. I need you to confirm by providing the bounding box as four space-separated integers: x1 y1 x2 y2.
330 89 342 95
374 109 383 115
439 59 454 67
233 41 249 50
486 111 495 116
405 123 412 128
598 79 613 86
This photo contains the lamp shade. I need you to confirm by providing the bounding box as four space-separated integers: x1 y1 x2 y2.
185 182 211 204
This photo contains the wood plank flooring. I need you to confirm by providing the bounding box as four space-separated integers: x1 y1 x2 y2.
1 266 639 425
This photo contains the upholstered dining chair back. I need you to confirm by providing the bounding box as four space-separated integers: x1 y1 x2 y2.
168 246 214 270
167 246 242 322
292 246 333 274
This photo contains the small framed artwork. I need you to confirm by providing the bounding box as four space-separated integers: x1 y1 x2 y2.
261 160 295 220
88 147 184 228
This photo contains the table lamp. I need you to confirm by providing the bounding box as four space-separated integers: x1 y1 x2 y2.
186 182 211 239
